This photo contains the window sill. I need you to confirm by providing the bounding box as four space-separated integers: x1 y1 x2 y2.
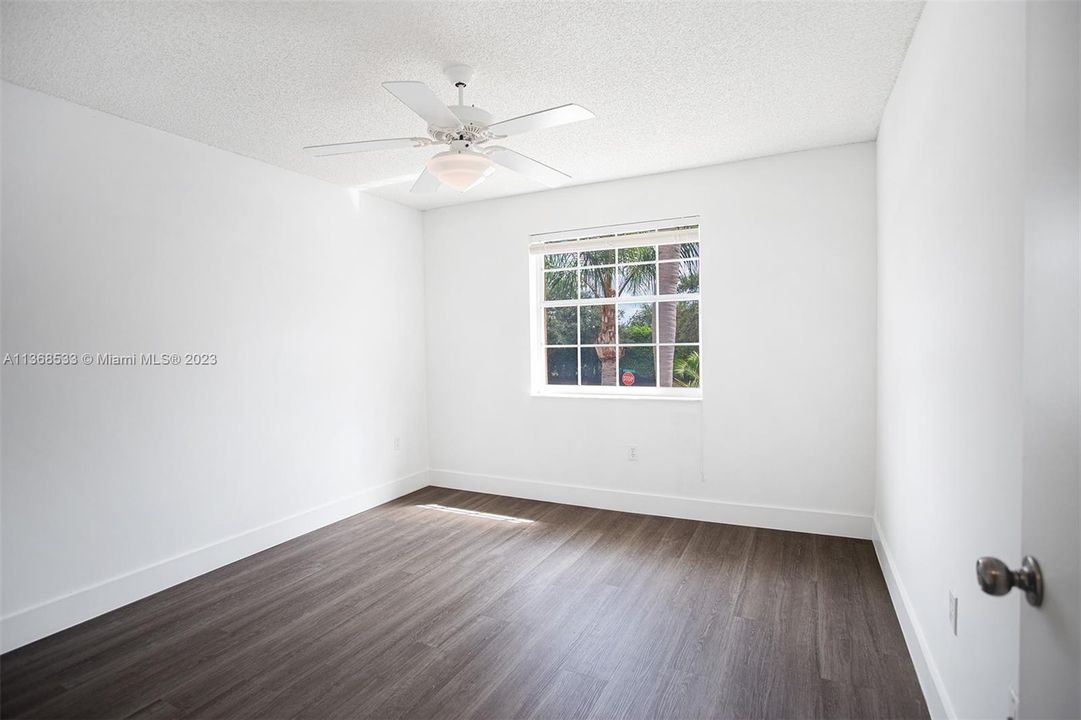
530 390 703 402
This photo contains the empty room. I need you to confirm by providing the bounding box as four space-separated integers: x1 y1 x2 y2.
1 1 1079 718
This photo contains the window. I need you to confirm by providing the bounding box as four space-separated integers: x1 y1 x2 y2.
530 219 701 398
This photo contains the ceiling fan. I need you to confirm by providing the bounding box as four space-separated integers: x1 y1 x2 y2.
303 65 595 194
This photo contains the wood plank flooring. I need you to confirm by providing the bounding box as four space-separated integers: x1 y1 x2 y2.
1 488 928 719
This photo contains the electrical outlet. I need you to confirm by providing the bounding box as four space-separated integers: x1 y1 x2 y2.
627 446 639 462
948 591 958 636
1007 687 1019 720
393 437 401 451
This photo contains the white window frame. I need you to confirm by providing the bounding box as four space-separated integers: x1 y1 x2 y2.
529 217 703 400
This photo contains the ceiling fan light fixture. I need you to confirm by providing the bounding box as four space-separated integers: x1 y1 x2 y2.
426 149 494 192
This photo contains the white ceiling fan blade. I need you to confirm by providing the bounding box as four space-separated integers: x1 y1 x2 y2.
411 168 441 194
304 137 428 157
486 146 571 187
487 104 595 138
383 81 462 129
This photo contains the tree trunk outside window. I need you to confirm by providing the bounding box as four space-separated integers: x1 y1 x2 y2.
656 244 680 386
597 287 619 384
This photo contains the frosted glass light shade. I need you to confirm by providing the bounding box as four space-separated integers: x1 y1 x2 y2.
426 150 494 192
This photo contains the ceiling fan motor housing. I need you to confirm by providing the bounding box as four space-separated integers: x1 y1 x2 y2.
429 104 496 146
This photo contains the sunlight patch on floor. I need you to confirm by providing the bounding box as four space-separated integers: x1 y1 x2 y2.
417 503 534 524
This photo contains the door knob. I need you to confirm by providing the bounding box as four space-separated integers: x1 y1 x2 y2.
976 555 1043 607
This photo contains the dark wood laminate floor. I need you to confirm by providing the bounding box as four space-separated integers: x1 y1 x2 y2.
1 488 928 720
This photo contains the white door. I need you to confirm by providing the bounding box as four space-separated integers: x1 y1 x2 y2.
1017 2 1080 718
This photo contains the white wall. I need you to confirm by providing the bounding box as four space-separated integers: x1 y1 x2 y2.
875 3 1027 718
423 143 877 537
0 82 430 651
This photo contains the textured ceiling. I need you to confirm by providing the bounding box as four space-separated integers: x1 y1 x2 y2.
1 1 922 210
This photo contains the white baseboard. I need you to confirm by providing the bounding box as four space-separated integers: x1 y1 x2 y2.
428 469 872 539
871 517 954 719
0 470 429 653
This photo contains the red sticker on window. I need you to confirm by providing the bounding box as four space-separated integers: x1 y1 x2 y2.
622 371 635 386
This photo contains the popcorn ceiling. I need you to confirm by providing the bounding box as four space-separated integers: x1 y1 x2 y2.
1 1 922 210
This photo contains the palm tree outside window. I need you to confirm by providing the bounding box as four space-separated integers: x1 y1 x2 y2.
531 221 701 397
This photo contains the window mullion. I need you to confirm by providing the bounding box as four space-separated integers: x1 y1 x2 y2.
543 293 700 309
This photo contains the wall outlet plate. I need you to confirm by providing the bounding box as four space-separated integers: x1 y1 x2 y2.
627 446 639 462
